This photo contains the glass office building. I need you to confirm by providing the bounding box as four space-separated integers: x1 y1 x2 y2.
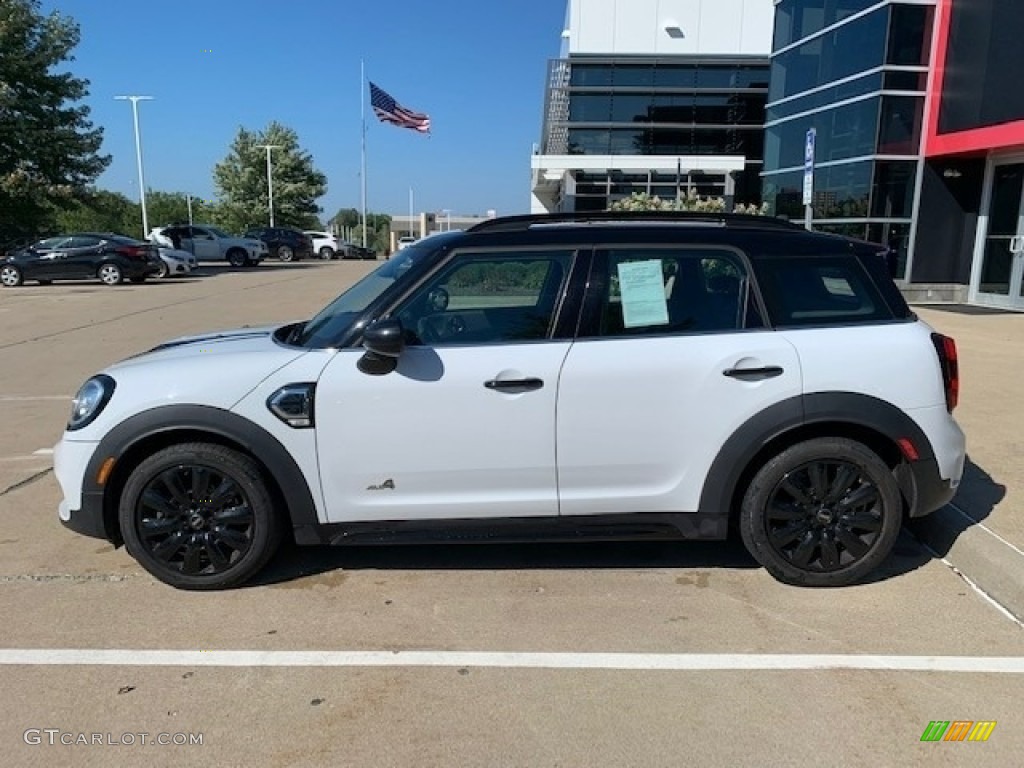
536 58 769 211
762 1 935 278
532 0 775 214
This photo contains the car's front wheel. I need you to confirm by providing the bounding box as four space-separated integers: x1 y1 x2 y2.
277 245 295 262
155 261 170 279
319 246 334 260
227 249 247 268
739 437 902 587
1 265 24 287
98 263 123 285
119 443 282 590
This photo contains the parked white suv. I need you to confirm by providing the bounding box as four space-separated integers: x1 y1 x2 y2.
304 231 340 260
55 212 965 590
149 225 268 267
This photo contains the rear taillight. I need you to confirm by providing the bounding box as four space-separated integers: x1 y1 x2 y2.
115 245 148 260
931 333 959 411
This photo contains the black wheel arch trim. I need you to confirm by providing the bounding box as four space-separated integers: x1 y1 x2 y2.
699 392 938 521
80 404 320 545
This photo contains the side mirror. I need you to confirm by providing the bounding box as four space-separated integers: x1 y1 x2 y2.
358 318 405 375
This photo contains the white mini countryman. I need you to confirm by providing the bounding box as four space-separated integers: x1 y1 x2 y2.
55 213 966 590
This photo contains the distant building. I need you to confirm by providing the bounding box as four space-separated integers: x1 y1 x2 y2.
532 0 775 213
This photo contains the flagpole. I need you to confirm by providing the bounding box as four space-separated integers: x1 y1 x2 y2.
360 60 368 249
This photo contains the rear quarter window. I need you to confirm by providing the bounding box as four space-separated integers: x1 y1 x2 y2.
753 255 894 327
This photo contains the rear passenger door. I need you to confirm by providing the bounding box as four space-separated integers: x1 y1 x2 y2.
555 246 803 517
188 227 220 261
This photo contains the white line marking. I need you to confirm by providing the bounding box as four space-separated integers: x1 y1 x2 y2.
0 650 1022 672
939 557 1024 630
949 502 1024 560
0 396 70 402
0 456 53 464
32 448 54 456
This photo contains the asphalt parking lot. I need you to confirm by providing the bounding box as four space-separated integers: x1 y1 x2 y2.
0 264 1021 767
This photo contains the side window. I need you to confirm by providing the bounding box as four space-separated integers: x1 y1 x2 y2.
190 227 210 239
754 256 892 326
393 250 575 345
36 237 72 250
595 249 754 337
67 236 100 249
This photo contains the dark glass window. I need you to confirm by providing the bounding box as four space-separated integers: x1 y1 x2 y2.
753 255 891 327
883 70 928 91
394 251 576 346
877 96 924 154
765 98 881 170
871 161 917 218
770 9 888 102
762 161 874 219
569 94 612 121
886 4 933 66
570 65 613 87
589 249 755 337
773 0 879 50
767 72 881 121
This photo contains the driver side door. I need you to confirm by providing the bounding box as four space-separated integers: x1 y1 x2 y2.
314 247 582 523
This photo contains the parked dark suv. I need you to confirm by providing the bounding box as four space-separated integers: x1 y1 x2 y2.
243 227 313 262
55 212 964 589
1 233 161 287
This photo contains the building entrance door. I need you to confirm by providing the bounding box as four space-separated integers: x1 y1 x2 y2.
974 162 1024 309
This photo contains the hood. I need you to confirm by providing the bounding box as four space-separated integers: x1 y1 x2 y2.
110 324 298 370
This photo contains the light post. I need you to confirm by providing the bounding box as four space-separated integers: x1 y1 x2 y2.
441 209 452 232
256 144 281 226
114 95 153 238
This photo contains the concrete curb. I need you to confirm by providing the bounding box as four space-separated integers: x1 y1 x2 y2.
908 504 1024 625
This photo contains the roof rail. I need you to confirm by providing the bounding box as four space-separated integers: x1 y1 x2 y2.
466 210 803 234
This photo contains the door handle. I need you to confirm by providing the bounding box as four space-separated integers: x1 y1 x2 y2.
723 366 784 380
484 377 544 393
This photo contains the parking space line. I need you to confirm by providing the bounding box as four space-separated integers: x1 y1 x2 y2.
1 650 1023 672
949 502 1024 560
0 396 70 402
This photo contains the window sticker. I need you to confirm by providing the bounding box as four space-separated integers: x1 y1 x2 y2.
617 259 669 328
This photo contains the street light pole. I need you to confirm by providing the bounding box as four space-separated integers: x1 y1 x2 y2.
114 95 153 238
256 144 281 226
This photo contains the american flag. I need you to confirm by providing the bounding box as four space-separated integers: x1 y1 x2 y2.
369 82 431 134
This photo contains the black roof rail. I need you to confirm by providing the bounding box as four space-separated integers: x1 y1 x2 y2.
466 210 804 234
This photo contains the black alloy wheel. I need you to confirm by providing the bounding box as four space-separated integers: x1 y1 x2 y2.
277 245 295 262
119 443 281 590
740 437 902 587
227 249 247 267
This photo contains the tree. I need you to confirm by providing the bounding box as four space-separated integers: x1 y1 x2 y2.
212 122 326 233
0 0 110 245
145 191 215 229
328 207 392 254
52 189 138 235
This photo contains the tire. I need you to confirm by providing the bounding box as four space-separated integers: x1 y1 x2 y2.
244 257 260 267
319 246 334 260
277 245 295 262
739 437 902 587
119 442 282 590
156 262 170 279
98 263 123 285
1 265 23 287
227 249 247 268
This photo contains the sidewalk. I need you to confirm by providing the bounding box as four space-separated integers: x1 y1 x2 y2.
909 306 1024 622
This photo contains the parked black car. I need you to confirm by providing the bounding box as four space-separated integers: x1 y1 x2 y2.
243 227 313 262
0 233 161 287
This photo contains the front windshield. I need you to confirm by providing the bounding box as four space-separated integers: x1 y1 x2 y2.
294 243 432 347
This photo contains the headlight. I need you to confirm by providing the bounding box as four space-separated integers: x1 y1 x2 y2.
68 375 115 431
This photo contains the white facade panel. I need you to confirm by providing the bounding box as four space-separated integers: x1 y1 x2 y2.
567 0 774 56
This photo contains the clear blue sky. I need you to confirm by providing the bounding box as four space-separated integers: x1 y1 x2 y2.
42 0 567 221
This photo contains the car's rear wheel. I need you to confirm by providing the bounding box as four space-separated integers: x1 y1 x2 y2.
227 249 247 268
739 437 902 587
319 246 334 260
277 245 295 262
1 265 23 287
98 263 123 285
119 443 282 590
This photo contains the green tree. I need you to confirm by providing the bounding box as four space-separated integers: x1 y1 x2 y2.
52 189 139 235
212 122 326 233
145 190 216 229
329 207 392 254
0 0 110 245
